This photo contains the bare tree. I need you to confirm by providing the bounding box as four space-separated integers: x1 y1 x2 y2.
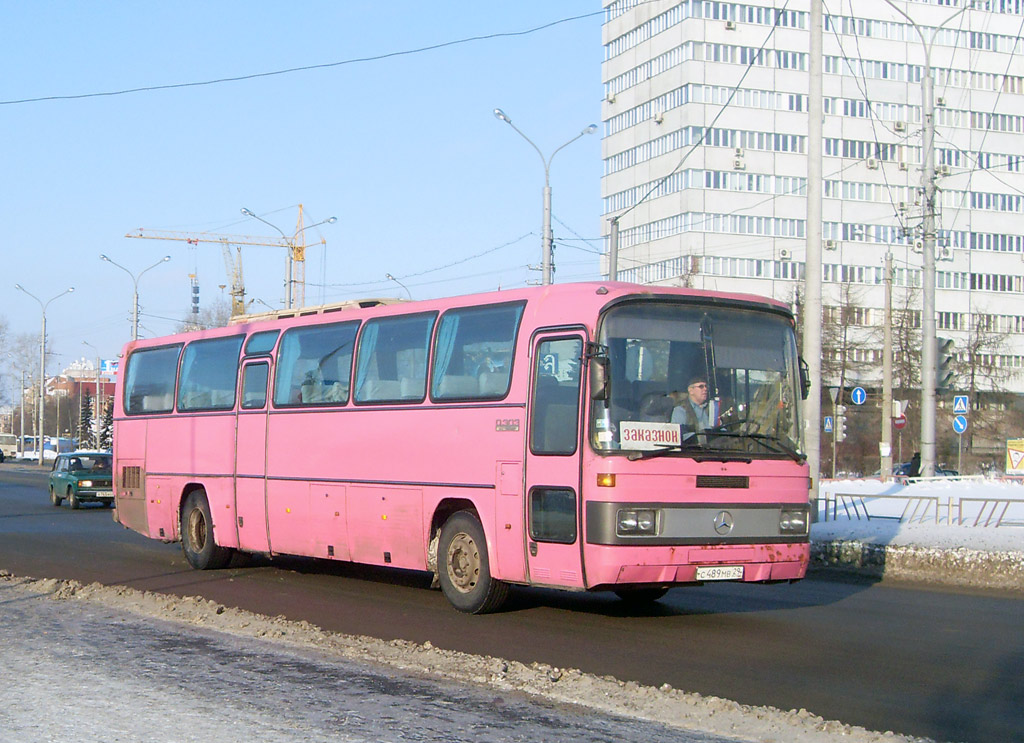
944 309 1024 471
176 297 232 333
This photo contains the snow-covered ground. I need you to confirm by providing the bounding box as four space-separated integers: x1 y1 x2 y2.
811 476 1024 593
815 476 1024 552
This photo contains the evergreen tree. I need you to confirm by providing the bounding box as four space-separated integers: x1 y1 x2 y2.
99 403 114 451
79 389 93 446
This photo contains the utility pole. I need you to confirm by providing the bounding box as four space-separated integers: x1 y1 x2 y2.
804 0 824 506
882 0 975 479
881 251 894 479
608 216 619 281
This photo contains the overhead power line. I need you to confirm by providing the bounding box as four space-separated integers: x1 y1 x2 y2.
0 11 602 106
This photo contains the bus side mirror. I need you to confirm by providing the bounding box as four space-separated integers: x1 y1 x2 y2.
799 357 811 400
586 343 610 401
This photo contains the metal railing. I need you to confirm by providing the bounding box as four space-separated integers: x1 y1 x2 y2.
820 491 1024 527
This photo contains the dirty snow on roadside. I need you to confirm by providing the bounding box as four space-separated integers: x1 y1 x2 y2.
0 572 935 743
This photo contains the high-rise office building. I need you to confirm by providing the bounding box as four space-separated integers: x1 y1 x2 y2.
601 0 1024 394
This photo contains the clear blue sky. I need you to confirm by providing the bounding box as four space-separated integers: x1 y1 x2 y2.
2 2 603 371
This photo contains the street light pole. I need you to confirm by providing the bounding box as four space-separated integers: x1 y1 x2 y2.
883 0 974 477
241 208 338 310
15 284 74 467
100 254 171 341
493 108 597 285
385 273 412 300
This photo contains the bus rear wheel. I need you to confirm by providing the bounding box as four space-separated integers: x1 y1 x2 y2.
438 511 509 614
181 490 234 570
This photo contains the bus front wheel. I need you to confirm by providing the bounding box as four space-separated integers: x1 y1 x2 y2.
438 511 509 614
181 490 234 570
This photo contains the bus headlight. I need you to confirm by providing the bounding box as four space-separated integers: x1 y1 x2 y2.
617 508 658 536
780 508 809 535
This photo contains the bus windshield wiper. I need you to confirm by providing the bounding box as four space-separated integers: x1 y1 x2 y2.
708 431 805 463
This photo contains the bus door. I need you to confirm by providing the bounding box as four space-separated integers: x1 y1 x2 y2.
235 359 271 552
524 333 585 588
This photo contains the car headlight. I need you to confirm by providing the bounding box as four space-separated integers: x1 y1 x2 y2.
80 480 93 487
617 508 658 536
780 508 809 535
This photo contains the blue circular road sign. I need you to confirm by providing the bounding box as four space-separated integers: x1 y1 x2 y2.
953 415 968 435
851 386 867 405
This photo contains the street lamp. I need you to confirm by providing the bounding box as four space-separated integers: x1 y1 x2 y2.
883 0 974 477
100 254 171 341
15 284 74 467
493 108 597 285
385 273 412 300
240 207 338 309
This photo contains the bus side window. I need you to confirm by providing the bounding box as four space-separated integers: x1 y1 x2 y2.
530 338 583 455
241 363 270 409
274 321 358 407
123 345 182 415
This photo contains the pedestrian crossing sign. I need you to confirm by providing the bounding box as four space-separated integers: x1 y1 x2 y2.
1007 439 1024 475
953 395 969 414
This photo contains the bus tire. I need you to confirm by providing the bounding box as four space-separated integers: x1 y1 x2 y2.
438 511 509 614
50 487 62 507
181 490 234 570
614 587 669 604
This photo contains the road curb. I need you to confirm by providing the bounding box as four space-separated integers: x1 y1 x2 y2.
811 539 1024 593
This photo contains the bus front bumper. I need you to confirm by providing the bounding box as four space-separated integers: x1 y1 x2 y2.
585 542 809 588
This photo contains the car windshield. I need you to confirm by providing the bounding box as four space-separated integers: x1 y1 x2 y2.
591 301 803 459
70 455 112 473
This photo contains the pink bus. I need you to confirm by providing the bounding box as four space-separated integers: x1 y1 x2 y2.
113 282 811 613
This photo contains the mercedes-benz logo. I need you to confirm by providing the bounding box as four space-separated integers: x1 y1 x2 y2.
713 510 734 535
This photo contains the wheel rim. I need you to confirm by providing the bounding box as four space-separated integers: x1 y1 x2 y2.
187 507 208 551
446 531 480 594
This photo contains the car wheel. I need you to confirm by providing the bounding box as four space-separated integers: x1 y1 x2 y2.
437 511 509 614
68 488 80 510
181 489 234 570
49 487 62 507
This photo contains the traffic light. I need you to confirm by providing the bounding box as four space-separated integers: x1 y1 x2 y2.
936 337 955 392
835 404 847 442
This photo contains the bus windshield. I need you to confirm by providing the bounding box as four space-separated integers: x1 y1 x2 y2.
591 301 803 459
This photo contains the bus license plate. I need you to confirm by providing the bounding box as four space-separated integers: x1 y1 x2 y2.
696 565 743 581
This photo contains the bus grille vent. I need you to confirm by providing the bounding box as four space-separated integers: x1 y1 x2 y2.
122 466 142 489
696 475 749 489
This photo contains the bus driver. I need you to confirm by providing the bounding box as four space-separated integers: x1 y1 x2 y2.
670 376 715 441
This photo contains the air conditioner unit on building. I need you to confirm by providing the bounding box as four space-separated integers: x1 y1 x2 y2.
733 158 746 170
605 92 616 104
894 120 907 132
937 164 952 176
654 111 664 124
898 201 909 212
866 157 880 170
936 96 946 107
725 19 737 30
913 240 924 253
824 239 838 251
779 248 792 260
898 161 909 171
734 147 744 157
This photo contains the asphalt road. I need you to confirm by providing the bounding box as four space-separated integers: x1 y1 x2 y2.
1 465 1021 743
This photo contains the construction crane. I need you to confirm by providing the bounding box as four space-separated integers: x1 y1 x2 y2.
127 205 333 314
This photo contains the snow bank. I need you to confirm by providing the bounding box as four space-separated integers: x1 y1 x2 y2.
813 477 1024 591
